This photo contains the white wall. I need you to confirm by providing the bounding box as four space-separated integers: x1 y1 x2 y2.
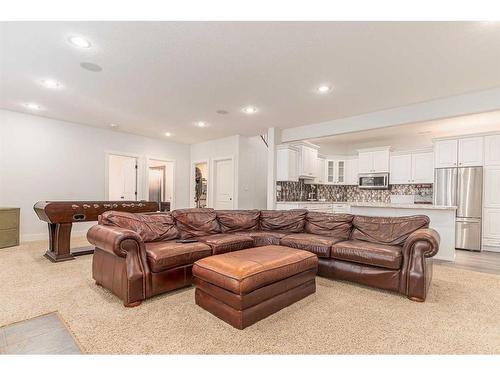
0 109 191 240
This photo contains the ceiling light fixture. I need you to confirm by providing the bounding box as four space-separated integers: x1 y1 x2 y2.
40 79 62 89
196 121 208 128
242 106 258 115
68 35 91 49
109 123 118 128
164 132 172 137
23 103 42 111
317 85 332 94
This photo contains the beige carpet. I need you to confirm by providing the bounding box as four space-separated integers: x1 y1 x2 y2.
1 237 499 354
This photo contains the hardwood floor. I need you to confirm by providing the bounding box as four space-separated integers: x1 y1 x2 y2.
435 249 500 275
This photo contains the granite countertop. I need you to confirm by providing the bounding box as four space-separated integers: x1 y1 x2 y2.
276 201 457 210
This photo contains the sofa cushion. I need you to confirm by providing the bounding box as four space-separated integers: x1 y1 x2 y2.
260 209 307 233
172 208 220 239
280 233 343 258
305 212 353 239
197 233 254 255
100 211 179 242
192 245 318 294
145 241 212 273
216 210 260 233
351 215 430 246
331 240 403 270
233 231 288 247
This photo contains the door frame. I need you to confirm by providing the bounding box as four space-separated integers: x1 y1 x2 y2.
190 159 209 208
105 151 142 201
210 156 236 209
145 156 176 210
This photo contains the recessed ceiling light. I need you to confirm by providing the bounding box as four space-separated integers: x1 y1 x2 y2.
40 79 62 89
196 121 208 128
109 123 118 128
317 85 332 94
164 132 172 137
68 35 91 49
242 106 258 115
23 103 42 111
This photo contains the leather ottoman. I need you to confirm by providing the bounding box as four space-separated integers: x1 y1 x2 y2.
192 245 318 329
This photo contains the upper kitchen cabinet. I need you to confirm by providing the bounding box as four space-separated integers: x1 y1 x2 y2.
298 143 319 178
276 144 299 181
458 137 484 167
315 156 327 184
345 158 359 185
390 151 433 184
326 159 345 184
357 147 390 173
484 135 500 166
434 136 484 168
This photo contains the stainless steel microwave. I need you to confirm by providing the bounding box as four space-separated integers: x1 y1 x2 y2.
358 173 389 189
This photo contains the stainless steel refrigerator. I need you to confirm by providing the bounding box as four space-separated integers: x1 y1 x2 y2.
434 167 483 251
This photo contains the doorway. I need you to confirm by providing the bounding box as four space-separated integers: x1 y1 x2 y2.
147 159 175 210
192 161 208 208
107 154 138 201
212 158 234 209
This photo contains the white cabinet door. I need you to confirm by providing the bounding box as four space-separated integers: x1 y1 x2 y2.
336 160 346 184
458 137 484 167
483 208 500 239
346 158 358 185
358 152 373 173
326 160 335 183
390 154 412 184
484 166 500 208
484 135 500 166
316 158 326 184
276 147 299 181
434 139 458 168
372 150 389 173
412 152 434 183
300 146 318 177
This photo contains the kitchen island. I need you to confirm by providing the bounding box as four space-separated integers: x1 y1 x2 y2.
276 201 457 261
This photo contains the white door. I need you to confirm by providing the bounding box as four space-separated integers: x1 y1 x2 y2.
390 154 412 184
484 166 500 207
483 208 500 239
434 140 458 168
358 152 373 173
108 155 137 200
485 135 500 166
213 158 234 209
458 137 484 167
412 152 434 183
372 150 389 172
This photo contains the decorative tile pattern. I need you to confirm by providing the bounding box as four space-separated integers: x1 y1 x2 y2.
276 180 433 203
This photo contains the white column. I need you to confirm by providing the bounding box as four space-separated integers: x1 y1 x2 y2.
266 127 280 209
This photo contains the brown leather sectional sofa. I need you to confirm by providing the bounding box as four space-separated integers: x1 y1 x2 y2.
87 208 440 307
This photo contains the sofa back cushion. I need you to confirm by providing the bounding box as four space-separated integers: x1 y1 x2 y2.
172 208 220 239
260 209 307 233
216 210 260 233
305 212 354 239
100 211 179 242
351 215 430 246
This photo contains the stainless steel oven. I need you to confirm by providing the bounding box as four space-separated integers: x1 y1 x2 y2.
358 173 389 189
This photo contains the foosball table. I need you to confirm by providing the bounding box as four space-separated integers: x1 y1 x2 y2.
33 200 159 262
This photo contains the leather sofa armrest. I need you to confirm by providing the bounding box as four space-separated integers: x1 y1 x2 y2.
402 228 440 258
87 224 145 258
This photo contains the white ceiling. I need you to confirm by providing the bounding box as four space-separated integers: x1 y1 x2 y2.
1 21 499 144
312 110 500 155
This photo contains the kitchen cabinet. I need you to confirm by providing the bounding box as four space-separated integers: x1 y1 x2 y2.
484 135 500 166
484 166 500 208
0 208 20 249
434 137 484 168
390 152 434 184
326 159 345 184
458 137 484 167
315 157 327 184
345 158 359 185
298 144 319 178
483 208 500 246
358 149 390 173
276 145 299 181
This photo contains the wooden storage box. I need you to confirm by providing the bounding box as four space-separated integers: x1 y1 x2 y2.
0 208 20 249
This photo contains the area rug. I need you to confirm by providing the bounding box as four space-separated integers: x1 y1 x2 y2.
1 238 499 354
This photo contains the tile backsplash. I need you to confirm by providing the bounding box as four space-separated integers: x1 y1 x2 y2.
276 180 433 203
